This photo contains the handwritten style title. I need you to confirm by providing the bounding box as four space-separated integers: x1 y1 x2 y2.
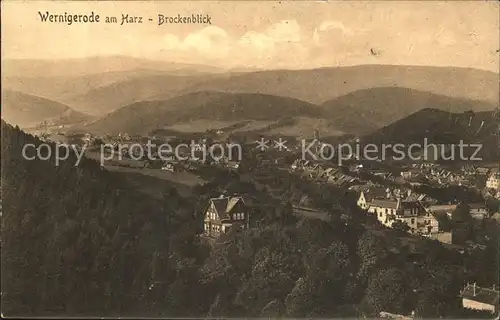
37 11 212 25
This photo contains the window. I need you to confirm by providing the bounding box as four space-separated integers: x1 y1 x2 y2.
385 208 388 214
411 218 415 224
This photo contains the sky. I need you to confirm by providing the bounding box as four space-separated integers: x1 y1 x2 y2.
2 1 499 71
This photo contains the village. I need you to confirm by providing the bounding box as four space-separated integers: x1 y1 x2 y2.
40 128 500 315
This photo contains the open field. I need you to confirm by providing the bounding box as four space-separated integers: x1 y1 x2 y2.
84 149 205 197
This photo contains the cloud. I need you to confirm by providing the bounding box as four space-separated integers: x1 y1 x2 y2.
183 26 229 51
234 20 308 67
318 20 352 35
158 20 302 63
238 31 275 51
313 20 354 46
238 19 302 52
265 20 301 43
159 26 229 58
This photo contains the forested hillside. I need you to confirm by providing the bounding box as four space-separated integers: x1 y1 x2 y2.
1 121 196 316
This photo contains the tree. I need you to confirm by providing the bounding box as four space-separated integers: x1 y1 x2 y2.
453 203 471 222
362 268 411 316
452 203 473 244
284 277 314 317
356 231 387 281
392 220 410 234
233 277 274 316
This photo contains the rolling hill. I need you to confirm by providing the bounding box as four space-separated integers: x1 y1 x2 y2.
153 65 499 105
358 108 498 161
321 87 496 133
81 88 497 138
78 65 500 116
2 69 171 106
64 73 232 116
4 63 498 117
1 90 89 128
82 91 326 135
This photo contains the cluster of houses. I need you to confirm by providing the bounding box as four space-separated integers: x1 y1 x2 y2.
399 164 499 194
99 137 243 172
291 159 360 187
357 187 440 234
355 184 491 241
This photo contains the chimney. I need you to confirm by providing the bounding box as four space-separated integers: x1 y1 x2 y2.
314 129 320 141
473 282 476 296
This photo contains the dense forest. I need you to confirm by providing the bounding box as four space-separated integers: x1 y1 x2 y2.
1 121 498 318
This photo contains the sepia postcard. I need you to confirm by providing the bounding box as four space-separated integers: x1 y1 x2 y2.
1 0 499 318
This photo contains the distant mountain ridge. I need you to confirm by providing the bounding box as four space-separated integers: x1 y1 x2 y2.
359 108 497 161
1 90 89 128
63 73 232 116
3 62 498 116
83 91 325 135
1 56 226 78
82 87 497 137
321 87 496 133
155 64 499 105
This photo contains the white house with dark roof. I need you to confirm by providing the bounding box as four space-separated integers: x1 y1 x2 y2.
357 187 388 210
203 195 248 237
468 203 489 220
486 172 500 190
367 198 438 234
368 199 418 229
461 283 499 314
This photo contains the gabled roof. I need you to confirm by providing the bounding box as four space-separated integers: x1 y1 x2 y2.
209 196 245 220
323 167 337 174
362 187 389 202
370 199 424 212
371 199 399 209
469 203 487 210
427 204 457 213
462 284 499 306
400 201 424 211
476 167 490 174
